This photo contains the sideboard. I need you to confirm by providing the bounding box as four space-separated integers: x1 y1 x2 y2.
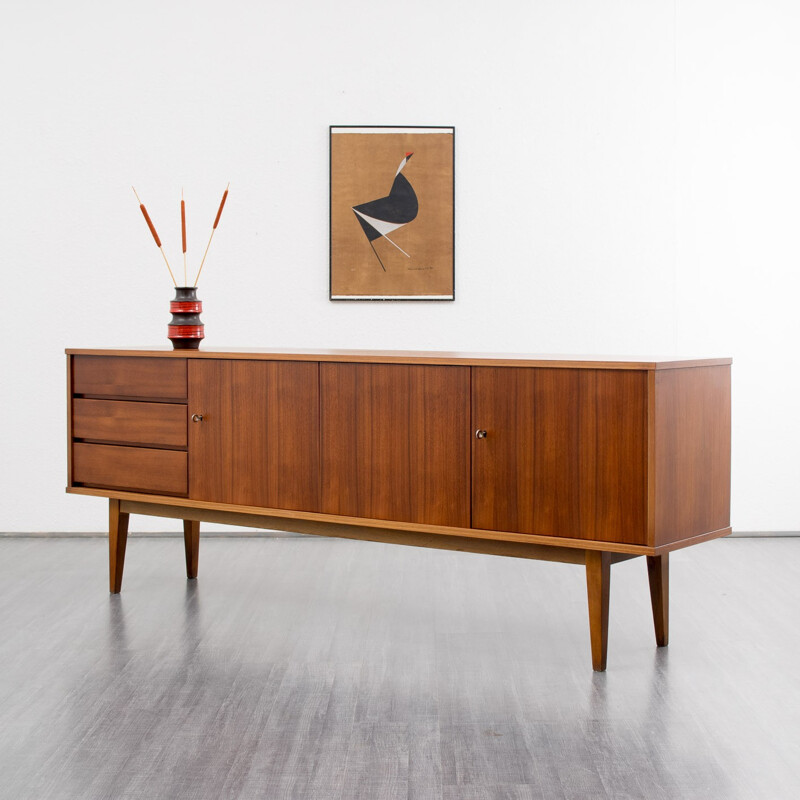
65 348 732 670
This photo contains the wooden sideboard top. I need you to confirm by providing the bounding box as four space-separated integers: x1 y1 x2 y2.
66 347 731 371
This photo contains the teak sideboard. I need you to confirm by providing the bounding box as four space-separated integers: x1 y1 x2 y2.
65 348 732 671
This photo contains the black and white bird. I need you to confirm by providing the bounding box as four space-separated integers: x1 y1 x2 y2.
352 152 418 271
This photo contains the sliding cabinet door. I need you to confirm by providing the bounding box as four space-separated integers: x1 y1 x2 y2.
188 360 320 512
320 363 470 528
471 367 647 545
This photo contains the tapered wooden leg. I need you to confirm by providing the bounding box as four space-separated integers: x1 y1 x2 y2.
109 499 129 594
586 551 611 671
647 553 669 647
183 520 200 579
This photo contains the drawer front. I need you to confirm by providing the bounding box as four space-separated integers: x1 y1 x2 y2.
73 443 187 495
72 356 186 400
73 399 187 447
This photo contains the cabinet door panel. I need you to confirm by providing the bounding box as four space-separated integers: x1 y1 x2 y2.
320 363 470 527
471 367 537 534
594 370 647 544
188 360 319 512
471 367 596 538
472 367 647 545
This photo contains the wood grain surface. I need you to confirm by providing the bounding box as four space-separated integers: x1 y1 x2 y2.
320 363 470 527
594 370 648 545
67 347 732 371
183 519 200 579
73 442 187 495
68 485 732 556
472 368 647 545
653 365 732 547
471 367 598 539
188 359 320 512
585 550 611 671
72 399 187 448
108 498 128 593
471 367 537 535
647 553 669 646
72 355 187 399
66 351 732 557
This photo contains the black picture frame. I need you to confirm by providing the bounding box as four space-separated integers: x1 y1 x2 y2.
329 125 455 301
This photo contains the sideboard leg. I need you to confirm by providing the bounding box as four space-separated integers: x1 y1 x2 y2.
109 499 129 594
585 551 611 671
646 553 669 647
183 520 200 579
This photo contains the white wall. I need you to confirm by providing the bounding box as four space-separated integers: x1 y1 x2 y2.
675 0 800 530
0 0 796 532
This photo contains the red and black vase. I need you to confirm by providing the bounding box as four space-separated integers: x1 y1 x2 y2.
168 286 204 350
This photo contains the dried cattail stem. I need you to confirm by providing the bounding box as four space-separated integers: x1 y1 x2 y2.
160 247 177 287
140 204 161 247
213 188 228 229
194 231 215 287
133 186 177 286
181 189 187 286
194 183 230 286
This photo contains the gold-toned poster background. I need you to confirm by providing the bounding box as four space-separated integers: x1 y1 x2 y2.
330 129 454 298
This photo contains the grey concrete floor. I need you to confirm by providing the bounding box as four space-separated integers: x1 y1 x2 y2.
0 535 797 799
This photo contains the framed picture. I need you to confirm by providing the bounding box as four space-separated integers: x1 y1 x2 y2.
330 125 455 300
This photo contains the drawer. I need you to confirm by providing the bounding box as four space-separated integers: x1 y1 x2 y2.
72 356 186 400
73 399 187 447
73 443 187 495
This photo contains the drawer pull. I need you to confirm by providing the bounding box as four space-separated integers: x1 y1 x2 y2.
475 429 488 439
191 414 204 423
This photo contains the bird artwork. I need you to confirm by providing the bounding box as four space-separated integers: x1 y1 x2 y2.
352 152 419 271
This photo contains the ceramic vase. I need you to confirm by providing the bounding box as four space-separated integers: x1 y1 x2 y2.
168 286 204 350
